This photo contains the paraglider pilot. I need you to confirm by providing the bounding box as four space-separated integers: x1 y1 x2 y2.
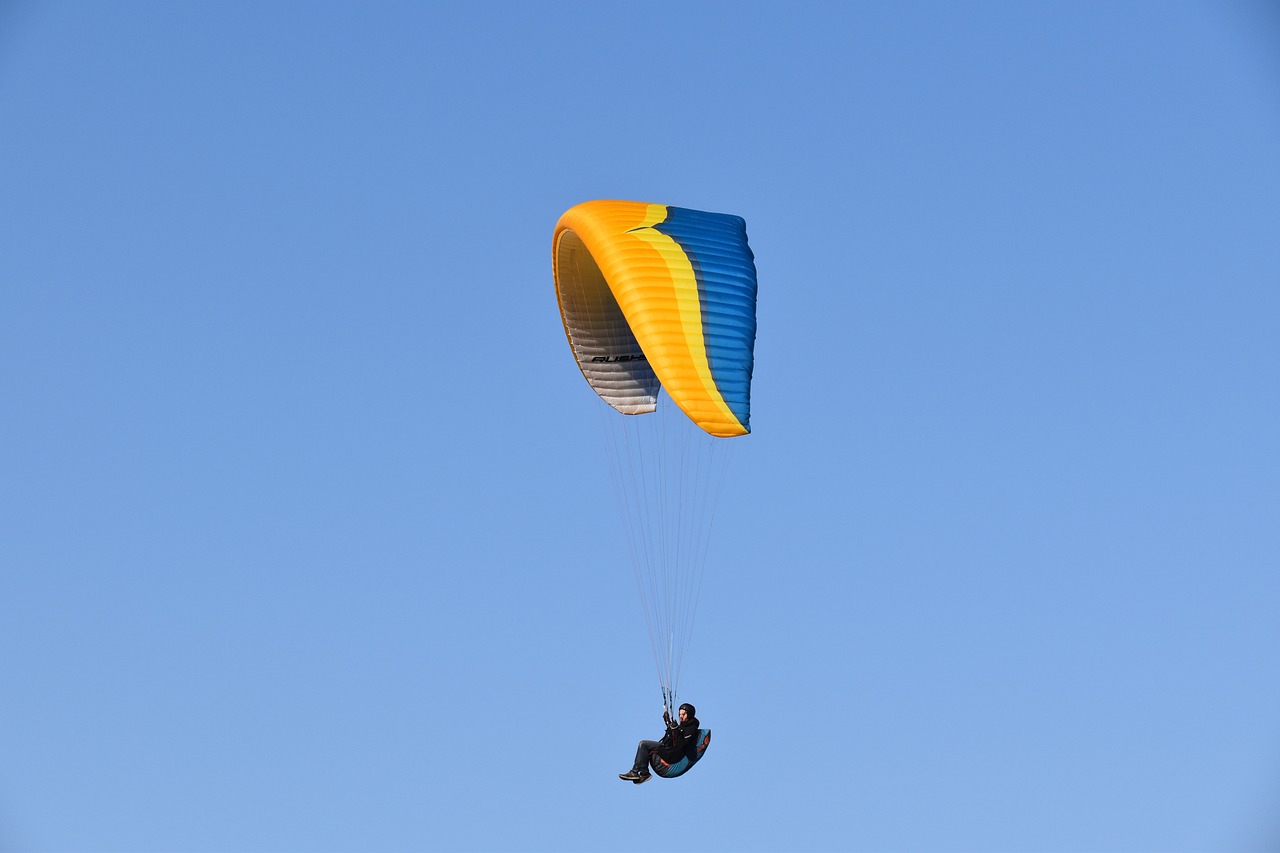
619 703 700 784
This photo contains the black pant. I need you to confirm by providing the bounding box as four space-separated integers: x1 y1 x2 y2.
632 740 660 774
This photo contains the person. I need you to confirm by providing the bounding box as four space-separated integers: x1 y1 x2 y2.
619 703 700 784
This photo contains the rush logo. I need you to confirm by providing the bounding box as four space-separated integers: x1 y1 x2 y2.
590 354 647 363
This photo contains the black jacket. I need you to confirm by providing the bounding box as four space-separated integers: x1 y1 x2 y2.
655 715 701 763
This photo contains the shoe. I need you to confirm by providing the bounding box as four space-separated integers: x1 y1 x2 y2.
632 773 651 785
618 771 643 781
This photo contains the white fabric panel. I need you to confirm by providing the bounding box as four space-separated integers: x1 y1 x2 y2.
556 231 659 415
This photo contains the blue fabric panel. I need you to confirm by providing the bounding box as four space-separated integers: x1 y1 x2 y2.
653 207 758 432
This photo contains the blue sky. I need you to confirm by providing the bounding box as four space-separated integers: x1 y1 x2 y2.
3 2 1279 850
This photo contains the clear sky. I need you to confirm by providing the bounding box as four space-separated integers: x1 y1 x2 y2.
3 2 1279 851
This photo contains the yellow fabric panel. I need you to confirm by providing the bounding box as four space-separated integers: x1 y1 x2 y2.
553 200 749 437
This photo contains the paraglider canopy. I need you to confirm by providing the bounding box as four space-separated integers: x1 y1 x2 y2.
553 200 757 437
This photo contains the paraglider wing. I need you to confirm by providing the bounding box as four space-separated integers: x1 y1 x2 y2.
553 200 757 437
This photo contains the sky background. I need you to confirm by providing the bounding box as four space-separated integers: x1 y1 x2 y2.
3 1 1279 851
